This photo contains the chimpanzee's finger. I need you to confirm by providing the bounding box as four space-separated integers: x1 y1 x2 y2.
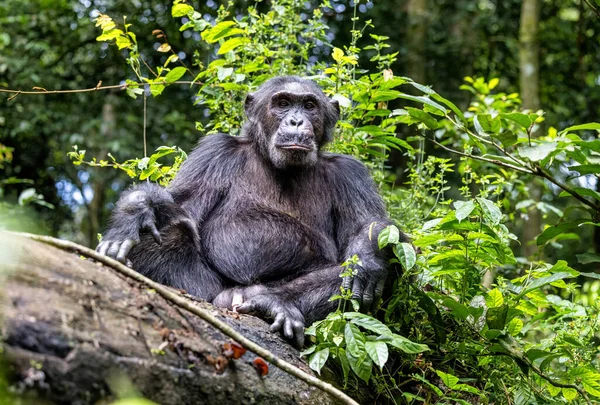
373 277 386 310
292 321 305 348
116 239 135 263
361 281 375 312
107 242 120 259
97 241 109 256
231 291 244 312
284 318 294 340
236 301 255 314
351 277 364 302
270 313 285 333
141 214 161 245
342 276 352 291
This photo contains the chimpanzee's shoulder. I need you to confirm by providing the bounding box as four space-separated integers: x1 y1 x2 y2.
319 152 371 179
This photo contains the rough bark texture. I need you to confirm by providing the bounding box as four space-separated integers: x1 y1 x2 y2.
0 233 335 405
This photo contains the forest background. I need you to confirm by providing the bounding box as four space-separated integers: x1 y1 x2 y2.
1 0 600 404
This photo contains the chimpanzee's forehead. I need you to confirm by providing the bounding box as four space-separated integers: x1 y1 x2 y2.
282 80 320 95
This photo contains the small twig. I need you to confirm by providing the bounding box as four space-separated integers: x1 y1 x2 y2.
11 232 359 405
421 134 534 174
530 364 591 405
534 166 600 212
143 94 148 158
0 81 201 99
583 0 600 19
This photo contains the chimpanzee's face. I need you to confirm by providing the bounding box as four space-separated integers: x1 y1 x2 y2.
265 87 324 168
245 78 340 170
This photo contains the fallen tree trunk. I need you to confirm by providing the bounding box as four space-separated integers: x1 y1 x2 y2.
0 232 336 405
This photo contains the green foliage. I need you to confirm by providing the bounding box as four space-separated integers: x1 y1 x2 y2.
38 0 600 403
68 145 187 186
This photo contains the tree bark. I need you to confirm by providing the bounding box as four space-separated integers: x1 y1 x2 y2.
519 0 542 258
0 232 335 405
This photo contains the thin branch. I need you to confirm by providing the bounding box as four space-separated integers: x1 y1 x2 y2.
143 94 148 158
0 81 201 99
530 364 591 405
421 134 534 174
583 0 600 19
423 134 600 213
11 232 359 405
534 166 600 212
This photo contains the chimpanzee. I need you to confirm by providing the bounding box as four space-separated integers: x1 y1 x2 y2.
97 76 404 347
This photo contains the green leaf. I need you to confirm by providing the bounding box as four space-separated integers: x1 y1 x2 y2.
397 93 447 114
172 3 194 17
486 304 508 330
559 187 600 201
365 341 388 369
501 112 532 129
96 29 123 41
495 130 518 147
486 289 504 308
476 197 502 225
406 107 438 130
308 348 329 375
202 21 237 42
344 312 392 336
435 370 459 389
562 122 600 132
514 384 537 405
217 66 234 81
568 164 600 175
454 200 475 222
378 225 400 248
346 350 372 383
164 66 186 83
430 92 466 123
537 219 589 245
344 323 366 358
506 318 523 336
575 253 600 264
562 388 577 401
149 83 165 97
516 272 575 300
218 37 250 54
517 143 558 162
387 334 429 354
394 243 416 270
370 90 401 102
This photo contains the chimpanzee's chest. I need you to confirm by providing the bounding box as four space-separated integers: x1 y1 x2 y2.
201 178 338 283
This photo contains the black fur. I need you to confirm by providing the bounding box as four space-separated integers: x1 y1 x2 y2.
97 76 397 346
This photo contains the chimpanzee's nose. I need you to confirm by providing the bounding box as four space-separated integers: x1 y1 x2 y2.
289 117 304 127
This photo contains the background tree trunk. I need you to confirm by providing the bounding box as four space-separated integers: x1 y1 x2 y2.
519 0 542 258
0 233 335 405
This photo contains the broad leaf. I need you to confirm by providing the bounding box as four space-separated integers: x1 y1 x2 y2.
365 341 388 369
517 143 557 162
394 243 417 270
308 348 329 374
378 225 400 248
454 200 475 222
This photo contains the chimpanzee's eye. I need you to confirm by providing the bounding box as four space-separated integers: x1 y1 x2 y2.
304 101 315 110
278 99 290 108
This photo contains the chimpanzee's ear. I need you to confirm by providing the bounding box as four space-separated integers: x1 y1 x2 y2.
330 99 340 119
244 93 255 115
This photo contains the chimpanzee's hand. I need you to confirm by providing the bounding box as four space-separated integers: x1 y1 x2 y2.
237 294 306 348
342 265 387 313
96 190 163 264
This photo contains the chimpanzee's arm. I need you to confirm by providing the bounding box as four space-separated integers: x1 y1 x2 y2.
98 134 244 264
329 155 406 311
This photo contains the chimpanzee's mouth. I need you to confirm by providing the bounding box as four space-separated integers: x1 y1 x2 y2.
276 143 313 151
